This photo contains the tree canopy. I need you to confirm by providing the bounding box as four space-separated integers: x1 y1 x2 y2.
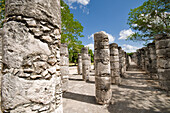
127 0 169 42
61 0 86 63
0 0 5 28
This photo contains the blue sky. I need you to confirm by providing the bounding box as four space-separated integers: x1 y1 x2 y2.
64 0 148 53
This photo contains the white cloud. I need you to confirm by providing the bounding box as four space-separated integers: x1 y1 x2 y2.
64 0 90 6
88 31 115 43
119 29 134 40
85 43 94 52
122 44 139 53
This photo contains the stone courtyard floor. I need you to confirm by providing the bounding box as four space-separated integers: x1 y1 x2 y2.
63 65 170 113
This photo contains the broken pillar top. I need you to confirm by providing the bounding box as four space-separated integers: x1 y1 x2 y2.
94 31 109 41
81 47 88 54
109 43 118 48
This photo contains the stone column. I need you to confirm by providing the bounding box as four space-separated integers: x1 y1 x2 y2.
77 53 82 75
140 48 145 70
147 43 157 79
2 0 63 112
118 47 123 77
143 47 150 73
88 54 91 72
109 43 120 84
136 49 141 69
81 47 90 81
60 43 69 92
122 51 128 78
155 34 170 93
0 28 3 113
94 31 111 104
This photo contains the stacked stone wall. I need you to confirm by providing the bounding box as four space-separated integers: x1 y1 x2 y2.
155 34 170 92
1 0 63 112
94 31 111 104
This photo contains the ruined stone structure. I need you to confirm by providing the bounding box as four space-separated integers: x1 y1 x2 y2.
136 49 141 69
0 28 3 113
118 47 124 78
147 43 157 79
81 47 90 81
78 53 82 75
140 48 145 70
1 0 63 112
88 54 91 72
155 34 170 92
109 43 120 84
60 44 69 92
94 31 112 104
143 47 150 73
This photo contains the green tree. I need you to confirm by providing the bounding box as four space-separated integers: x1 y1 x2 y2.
127 0 169 42
88 49 94 63
0 0 5 28
61 0 84 63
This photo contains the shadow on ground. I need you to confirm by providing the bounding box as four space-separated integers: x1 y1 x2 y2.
63 92 97 105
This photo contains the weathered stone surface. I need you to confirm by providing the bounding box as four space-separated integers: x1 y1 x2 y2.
2 0 63 112
81 47 90 81
94 31 111 104
109 43 121 84
6 0 61 28
60 44 69 92
78 53 82 74
155 34 170 92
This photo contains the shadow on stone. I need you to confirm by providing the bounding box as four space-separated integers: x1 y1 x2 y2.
107 101 162 113
119 84 157 91
69 78 83 81
86 80 95 84
63 92 97 105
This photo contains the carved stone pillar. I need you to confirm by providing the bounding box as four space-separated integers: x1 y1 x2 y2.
94 31 111 104
1 0 63 112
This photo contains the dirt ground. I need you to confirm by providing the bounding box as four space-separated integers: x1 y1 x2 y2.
63 64 170 113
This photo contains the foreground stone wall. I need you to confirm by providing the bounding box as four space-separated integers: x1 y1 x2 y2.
81 47 90 81
110 43 120 84
78 53 82 75
155 34 170 92
60 44 69 92
1 0 63 112
0 29 3 113
94 31 111 104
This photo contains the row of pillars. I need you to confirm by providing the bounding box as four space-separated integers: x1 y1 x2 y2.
77 31 130 104
132 34 170 93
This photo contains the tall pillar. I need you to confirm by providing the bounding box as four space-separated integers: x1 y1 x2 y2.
118 47 123 77
77 53 82 75
109 43 120 84
94 31 111 104
88 54 91 72
81 47 90 81
155 34 170 93
0 29 3 113
140 48 145 70
1 0 63 112
147 43 157 79
60 43 69 92
143 47 150 73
